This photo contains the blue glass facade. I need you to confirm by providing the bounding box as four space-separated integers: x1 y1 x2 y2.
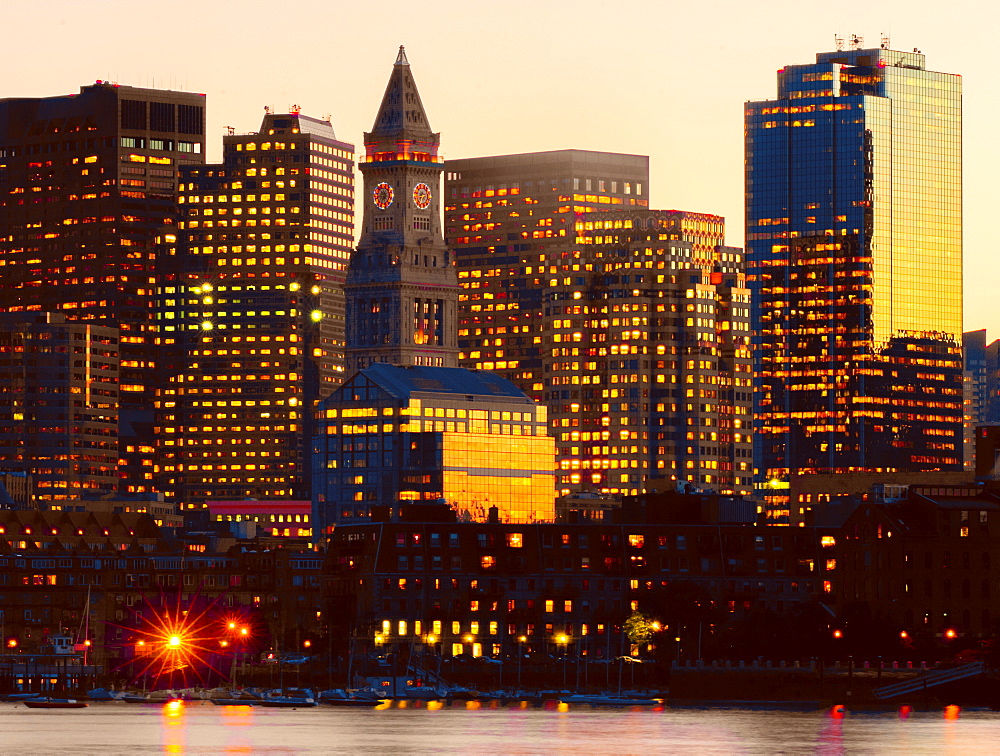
746 48 964 515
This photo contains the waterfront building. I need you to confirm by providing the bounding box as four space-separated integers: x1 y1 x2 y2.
156 110 354 504
0 508 323 671
835 483 1000 638
0 82 206 497
344 46 459 372
0 314 119 504
444 154 751 497
745 45 964 519
312 363 555 532
321 498 825 661
200 499 313 543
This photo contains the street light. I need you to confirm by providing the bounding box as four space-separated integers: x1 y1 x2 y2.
556 634 569 689
517 635 527 689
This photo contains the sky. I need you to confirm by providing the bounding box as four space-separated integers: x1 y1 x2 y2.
5 0 999 334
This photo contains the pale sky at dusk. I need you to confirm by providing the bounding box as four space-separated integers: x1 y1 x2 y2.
5 0 998 334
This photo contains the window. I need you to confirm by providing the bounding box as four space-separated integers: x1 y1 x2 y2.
507 533 523 548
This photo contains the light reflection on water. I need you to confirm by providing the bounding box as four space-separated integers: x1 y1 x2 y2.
2 700 1000 755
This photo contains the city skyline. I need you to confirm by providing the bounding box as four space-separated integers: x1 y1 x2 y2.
5 1 997 333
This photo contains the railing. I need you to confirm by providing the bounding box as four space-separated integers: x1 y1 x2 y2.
872 661 986 700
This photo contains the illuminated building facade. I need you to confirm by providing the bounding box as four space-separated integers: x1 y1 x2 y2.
0 82 206 496
746 45 964 516
156 111 355 503
0 314 119 503
204 499 312 542
312 363 556 532
345 47 459 371
444 154 750 496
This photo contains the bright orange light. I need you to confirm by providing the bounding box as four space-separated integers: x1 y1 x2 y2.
84 639 91 646
425 634 437 645
517 636 527 643
899 631 909 639
832 629 843 639
6 639 17 648
464 635 475 644
945 629 957 639
240 627 249 636
168 635 183 648
220 640 229 647
228 622 237 630
303 640 311 648
556 634 569 645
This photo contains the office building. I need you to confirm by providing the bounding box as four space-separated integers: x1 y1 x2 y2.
0 314 119 503
745 44 964 517
344 46 459 372
156 110 354 504
444 154 752 496
312 363 556 533
0 82 206 497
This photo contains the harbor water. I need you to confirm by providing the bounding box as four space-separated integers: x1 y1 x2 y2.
2 699 999 754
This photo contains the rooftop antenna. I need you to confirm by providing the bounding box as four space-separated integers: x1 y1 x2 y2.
850 34 863 50
881 32 891 49
264 105 271 114
322 113 332 124
290 104 301 115
834 34 845 51
225 126 235 136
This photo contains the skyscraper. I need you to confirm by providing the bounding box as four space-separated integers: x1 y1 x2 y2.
746 44 964 515
156 111 354 503
445 153 752 496
0 314 119 504
0 82 206 497
344 47 459 372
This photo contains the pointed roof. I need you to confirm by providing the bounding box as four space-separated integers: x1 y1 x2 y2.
367 46 435 142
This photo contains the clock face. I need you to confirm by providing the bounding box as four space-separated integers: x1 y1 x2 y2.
412 182 432 209
373 182 394 209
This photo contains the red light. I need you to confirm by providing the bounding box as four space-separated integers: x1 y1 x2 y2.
899 631 909 639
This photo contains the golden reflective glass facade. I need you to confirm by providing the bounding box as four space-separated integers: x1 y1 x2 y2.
441 434 556 522
312 364 555 531
747 47 963 515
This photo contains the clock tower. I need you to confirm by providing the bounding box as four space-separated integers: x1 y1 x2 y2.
345 47 459 371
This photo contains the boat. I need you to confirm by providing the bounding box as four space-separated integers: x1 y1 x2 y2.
23 698 89 709
210 690 262 706
211 697 262 706
560 693 662 706
3 693 42 701
87 688 126 701
321 696 384 707
120 693 152 703
259 688 318 708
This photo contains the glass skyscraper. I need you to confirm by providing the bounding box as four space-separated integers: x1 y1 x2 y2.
746 46 964 516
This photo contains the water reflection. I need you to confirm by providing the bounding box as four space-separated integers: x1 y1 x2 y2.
4 701 1000 755
160 699 185 754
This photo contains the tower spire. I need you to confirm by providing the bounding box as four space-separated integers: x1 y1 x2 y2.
345 50 458 372
367 46 433 141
